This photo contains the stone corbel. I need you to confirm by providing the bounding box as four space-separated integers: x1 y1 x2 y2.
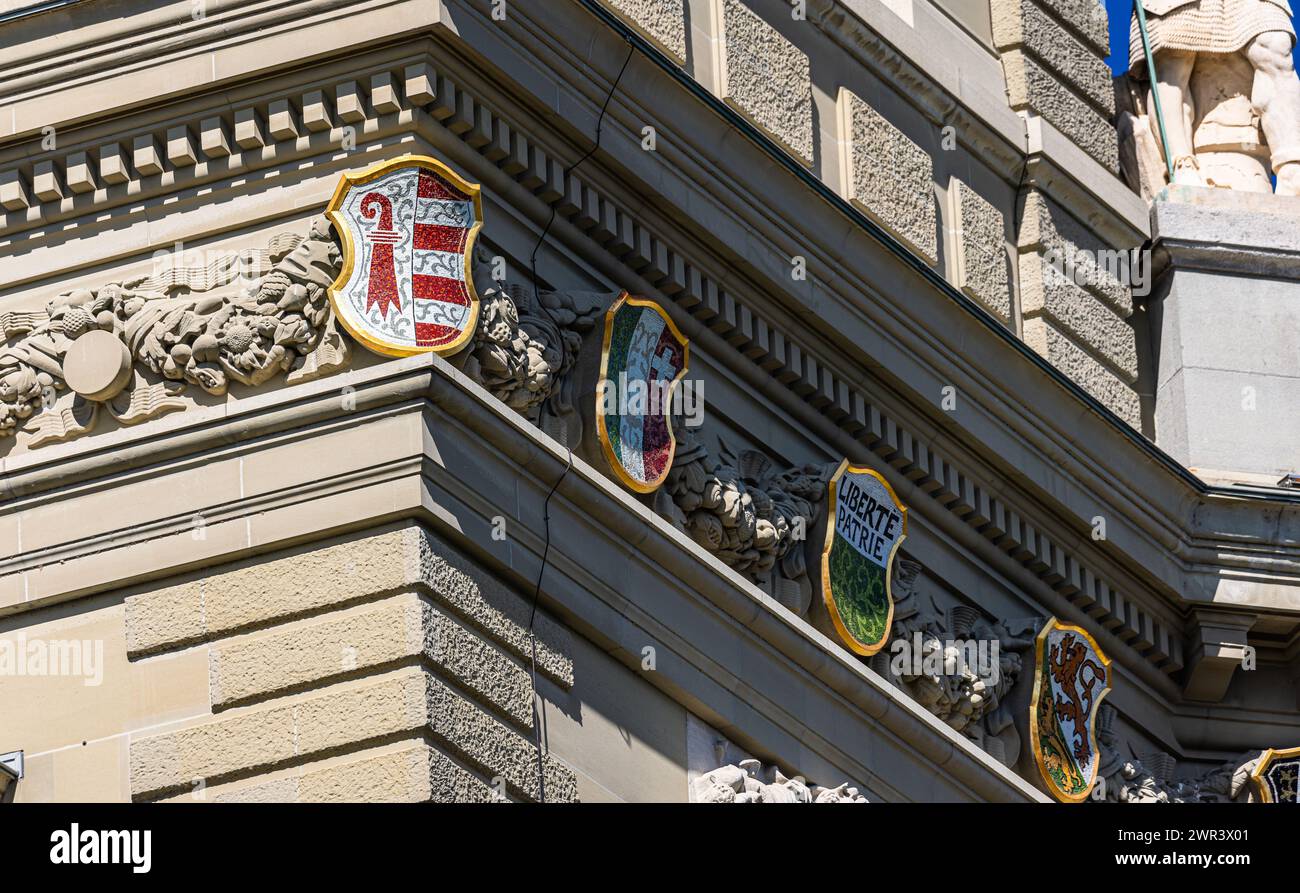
1182 609 1256 702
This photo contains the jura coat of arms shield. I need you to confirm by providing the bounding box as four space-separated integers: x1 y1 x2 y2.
1028 618 1112 802
326 154 483 357
595 293 689 493
817 461 907 656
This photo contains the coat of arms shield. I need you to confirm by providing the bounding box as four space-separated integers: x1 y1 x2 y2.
1251 745 1300 802
1028 618 1112 802
595 293 689 493
817 461 907 656
326 154 483 357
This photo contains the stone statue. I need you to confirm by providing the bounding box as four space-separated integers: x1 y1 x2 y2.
1122 0 1300 195
692 759 868 803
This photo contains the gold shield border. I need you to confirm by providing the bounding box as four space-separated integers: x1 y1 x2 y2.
1028 617 1112 803
819 459 907 657
325 153 484 358
1250 745 1300 802
595 292 690 494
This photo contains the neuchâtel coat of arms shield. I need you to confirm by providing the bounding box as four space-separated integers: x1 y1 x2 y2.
1028 618 1112 802
817 461 907 657
326 154 483 357
594 293 689 493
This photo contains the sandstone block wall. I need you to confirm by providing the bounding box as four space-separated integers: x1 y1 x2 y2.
992 0 1119 170
123 523 579 802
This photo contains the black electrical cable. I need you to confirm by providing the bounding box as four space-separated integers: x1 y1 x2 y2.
523 40 635 803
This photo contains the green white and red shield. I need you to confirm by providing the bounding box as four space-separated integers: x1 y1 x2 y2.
596 294 689 493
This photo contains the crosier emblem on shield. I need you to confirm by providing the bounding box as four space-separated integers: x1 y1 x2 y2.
326 154 483 357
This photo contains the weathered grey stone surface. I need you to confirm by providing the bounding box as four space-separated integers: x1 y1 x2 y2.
721 0 814 165
991 0 1114 115
1019 189 1132 315
601 0 687 63
843 90 937 264
1036 0 1111 55
1020 256 1138 379
1024 318 1141 427
951 178 1010 323
1151 189 1300 475
1003 50 1119 170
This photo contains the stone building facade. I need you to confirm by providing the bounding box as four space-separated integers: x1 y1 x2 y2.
1 0 1298 803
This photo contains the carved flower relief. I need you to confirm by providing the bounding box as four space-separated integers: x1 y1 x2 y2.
0 217 347 450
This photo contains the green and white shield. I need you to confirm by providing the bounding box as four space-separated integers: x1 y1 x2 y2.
819 461 907 656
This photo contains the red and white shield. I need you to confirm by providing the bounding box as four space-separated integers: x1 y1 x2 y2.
326 154 483 357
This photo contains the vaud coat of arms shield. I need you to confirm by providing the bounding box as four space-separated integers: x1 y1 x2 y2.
1028 618 1112 802
814 461 907 657
326 154 483 357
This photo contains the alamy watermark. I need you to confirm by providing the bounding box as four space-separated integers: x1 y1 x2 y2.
1041 246 1152 299
0 633 104 686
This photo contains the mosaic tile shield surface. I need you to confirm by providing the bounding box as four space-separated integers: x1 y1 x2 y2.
1029 619 1112 802
819 462 907 656
596 293 689 493
1251 746 1300 803
326 154 483 357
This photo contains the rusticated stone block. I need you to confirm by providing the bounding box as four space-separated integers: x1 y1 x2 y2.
992 0 1114 115
841 89 937 265
125 524 574 687
1036 0 1109 55
721 0 813 166
204 743 504 804
1024 318 1140 427
1020 254 1138 379
601 0 686 63
130 667 576 802
208 594 535 728
950 179 1010 324
1018 189 1132 314
1002 51 1118 170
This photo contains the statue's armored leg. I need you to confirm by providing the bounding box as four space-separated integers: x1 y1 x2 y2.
1247 31 1300 196
1149 50 1201 185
